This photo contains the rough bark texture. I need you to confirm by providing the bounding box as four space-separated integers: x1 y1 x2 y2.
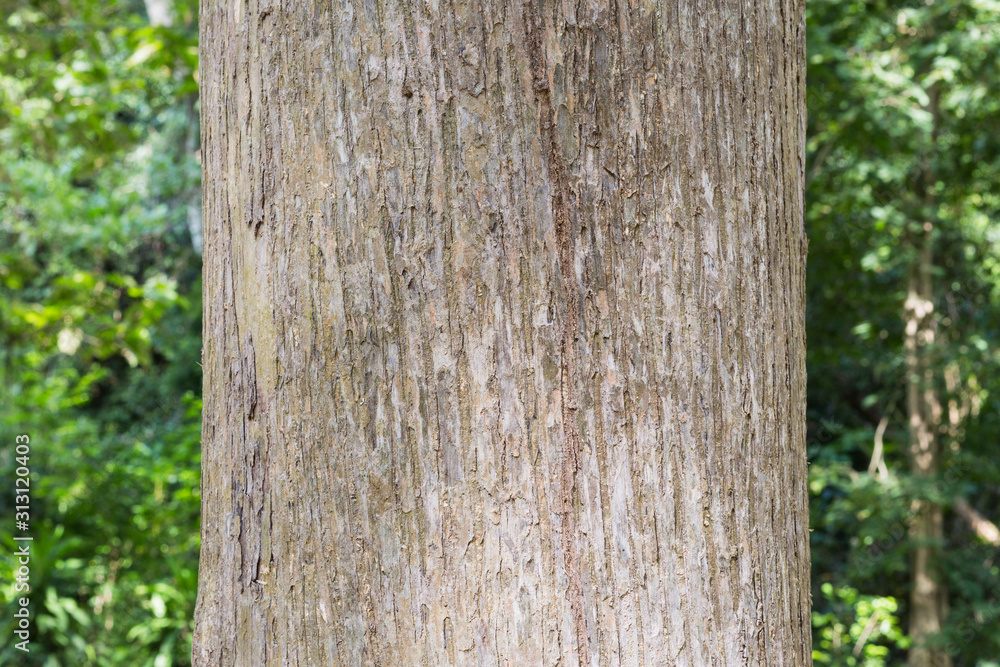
193 0 810 664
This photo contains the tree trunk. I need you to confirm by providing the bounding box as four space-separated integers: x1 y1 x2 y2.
193 0 810 664
904 222 950 667
905 78 950 667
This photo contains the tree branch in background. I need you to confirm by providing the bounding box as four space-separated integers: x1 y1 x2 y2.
869 407 892 482
954 499 1000 547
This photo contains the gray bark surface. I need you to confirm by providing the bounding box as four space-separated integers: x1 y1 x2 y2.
194 0 810 663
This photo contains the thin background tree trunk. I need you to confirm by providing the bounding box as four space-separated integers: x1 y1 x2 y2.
194 0 810 663
905 83 950 667
904 230 950 667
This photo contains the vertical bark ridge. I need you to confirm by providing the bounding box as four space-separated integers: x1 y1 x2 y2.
520 1 590 663
195 0 811 664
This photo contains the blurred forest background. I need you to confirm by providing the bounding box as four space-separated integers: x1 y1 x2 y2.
0 0 998 665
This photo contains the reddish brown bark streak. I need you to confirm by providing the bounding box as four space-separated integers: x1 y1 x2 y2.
521 1 590 662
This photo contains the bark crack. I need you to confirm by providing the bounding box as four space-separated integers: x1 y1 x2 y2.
521 1 590 663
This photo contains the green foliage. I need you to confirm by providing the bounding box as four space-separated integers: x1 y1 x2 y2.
0 0 201 664
813 583 908 666
807 0 1000 664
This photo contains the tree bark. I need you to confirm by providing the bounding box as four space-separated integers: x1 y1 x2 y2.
194 0 810 664
905 78 950 667
904 222 951 667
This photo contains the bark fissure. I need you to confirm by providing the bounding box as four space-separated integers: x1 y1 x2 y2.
195 0 811 663
521 1 590 663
